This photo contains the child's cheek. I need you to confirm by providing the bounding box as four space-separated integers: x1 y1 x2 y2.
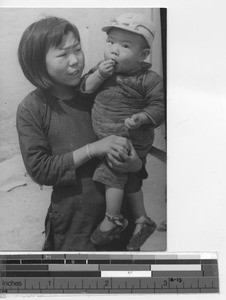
104 50 109 60
104 45 111 57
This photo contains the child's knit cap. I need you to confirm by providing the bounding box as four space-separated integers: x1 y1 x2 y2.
102 13 156 48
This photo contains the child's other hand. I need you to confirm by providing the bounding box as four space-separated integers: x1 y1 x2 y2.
125 113 151 129
124 113 144 129
98 60 115 79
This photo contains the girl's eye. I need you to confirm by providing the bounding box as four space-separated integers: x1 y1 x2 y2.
122 44 129 48
107 40 113 45
57 52 66 57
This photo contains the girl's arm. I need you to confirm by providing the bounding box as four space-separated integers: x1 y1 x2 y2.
72 135 131 168
17 99 129 187
17 101 76 186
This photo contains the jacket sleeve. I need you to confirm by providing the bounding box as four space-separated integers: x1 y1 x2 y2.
79 62 103 95
142 71 165 128
16 101 77 187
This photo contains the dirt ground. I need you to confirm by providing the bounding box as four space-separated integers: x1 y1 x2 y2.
0 150 166 251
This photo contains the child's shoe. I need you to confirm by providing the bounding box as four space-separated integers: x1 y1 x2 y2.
126 216 157 251
90 213 128 245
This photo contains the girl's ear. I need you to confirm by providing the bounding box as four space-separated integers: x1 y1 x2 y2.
140 49 150 61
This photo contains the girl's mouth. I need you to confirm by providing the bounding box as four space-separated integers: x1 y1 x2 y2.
68 69 80 76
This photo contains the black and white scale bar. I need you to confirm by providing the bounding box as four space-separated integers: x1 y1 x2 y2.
0 258 218 264
0 252 219 294
0 252 218 263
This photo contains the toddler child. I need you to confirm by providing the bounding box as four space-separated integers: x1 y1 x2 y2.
81 13 165 250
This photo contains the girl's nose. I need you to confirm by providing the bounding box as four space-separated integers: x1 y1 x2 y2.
69 53 78 66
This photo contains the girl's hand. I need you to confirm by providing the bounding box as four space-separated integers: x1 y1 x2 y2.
106 141 142 173
89 135 130 159
98 59 115 79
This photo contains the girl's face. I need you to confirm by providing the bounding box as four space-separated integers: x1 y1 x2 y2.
104 28 146 74
46 31 84 93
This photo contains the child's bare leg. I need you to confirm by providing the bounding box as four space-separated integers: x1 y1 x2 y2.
127 190 148 234
99 186 124 231
126 189 157 250
127 190 147 219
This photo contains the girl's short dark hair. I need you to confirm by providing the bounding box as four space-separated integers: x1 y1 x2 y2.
18 16 81 90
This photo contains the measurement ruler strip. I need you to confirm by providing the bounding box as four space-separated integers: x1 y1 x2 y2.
0 253 219 294
0 276 219 293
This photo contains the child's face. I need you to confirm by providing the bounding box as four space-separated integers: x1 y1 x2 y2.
46 31 84 88
104 28 148 74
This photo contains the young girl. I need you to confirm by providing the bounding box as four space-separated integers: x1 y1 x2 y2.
81 13 165 250
16 16 144 251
